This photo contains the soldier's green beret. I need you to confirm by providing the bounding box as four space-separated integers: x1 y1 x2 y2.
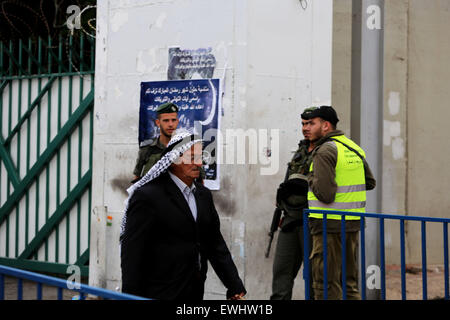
156 102 179 114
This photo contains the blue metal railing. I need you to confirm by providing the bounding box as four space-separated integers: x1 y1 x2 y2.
0 265 149 300
303 209 450 300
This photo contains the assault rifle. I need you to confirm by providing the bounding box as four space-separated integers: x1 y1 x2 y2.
265 167 290 258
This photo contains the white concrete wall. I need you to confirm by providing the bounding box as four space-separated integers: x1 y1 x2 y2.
405 0 450 264
90 0 333 299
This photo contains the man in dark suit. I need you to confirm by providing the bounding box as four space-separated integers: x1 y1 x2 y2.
120 131 246 300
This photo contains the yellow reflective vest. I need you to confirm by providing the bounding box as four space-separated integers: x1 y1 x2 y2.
307 135 366 220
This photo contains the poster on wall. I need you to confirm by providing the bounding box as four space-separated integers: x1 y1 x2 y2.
139 79 221 190
167 47 216 80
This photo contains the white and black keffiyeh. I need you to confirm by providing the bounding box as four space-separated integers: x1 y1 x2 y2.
120 129 202 242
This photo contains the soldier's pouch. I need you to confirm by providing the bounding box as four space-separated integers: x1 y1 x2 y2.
288 148 310 174
280 217 302 232
288 158 303 175
285 194 307 208
280 195 307 219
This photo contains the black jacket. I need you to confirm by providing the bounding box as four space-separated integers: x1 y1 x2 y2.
120 172 246 299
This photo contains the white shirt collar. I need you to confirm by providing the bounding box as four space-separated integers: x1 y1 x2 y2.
168 171 196 194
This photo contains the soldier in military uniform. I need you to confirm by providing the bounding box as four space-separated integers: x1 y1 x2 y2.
132 102 179 183
270 108 316 300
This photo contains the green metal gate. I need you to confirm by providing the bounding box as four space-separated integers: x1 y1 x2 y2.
0 34 94 277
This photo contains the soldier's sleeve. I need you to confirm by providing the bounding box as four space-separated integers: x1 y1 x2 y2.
140 152 162 177
363 159 376 190
307 142 338 204
132 146 149 177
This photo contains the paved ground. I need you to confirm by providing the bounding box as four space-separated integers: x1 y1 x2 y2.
2 275 89 300
385 264 447 300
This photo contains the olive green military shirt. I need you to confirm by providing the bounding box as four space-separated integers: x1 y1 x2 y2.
133 137 166 177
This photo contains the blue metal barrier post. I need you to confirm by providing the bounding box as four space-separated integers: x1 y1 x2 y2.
303 209 311 300
57 287 63 300
341 216 347 300
444 222 449 300
0 273 4 300
17 279 23 300
360 216 366 300
37 282 43 300
379 217 386 300
323 214 328 300
421 221 427 300
400 219 406 300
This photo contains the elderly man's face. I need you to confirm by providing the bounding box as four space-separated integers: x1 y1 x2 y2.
171 143 203 185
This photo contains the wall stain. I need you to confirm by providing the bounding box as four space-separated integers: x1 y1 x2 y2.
211 176 236 217
110 175 131 197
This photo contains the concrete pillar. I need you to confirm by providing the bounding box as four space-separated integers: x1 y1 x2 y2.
351 0 384 300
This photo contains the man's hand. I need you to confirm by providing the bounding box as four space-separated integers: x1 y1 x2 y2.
229 292 246 300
